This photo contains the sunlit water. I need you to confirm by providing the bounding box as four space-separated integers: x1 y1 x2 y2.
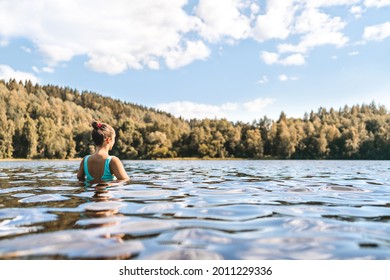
0 160 389 260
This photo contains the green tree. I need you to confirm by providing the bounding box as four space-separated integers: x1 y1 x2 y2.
0 112 15 158
244 129 263 158
13 116 38 158
116 118 140 159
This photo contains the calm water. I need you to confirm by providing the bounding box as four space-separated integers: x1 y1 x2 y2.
0 160 389 260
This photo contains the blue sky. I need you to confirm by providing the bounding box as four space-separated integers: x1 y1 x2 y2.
0 0 389 122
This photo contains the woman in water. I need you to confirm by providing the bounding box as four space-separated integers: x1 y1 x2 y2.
77 120 129 182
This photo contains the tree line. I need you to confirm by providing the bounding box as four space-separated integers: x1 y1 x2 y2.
1 79 389 160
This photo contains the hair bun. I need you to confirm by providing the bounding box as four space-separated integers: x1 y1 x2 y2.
90 120 114 146
91 120 101 130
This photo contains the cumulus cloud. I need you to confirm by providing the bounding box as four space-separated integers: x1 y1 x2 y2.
155 98 274 122
0 0 208 74
0 65 40 83
278 74 299 81
261 51 305 66
261 51 280 65
279 8 349 54
252 0 296 42
165 40 211 69
280 53 306 65
304 0 360 8
364 0 390 8
249 2 260 16
21 46 32 53
348 51 360 56
363 22 390 41
156 101 236 120
350 6 365 18
256 1 351 68
257 75 269 84
243 98 274 112
0 0 388 75
32 66 55 74
195 0 251 43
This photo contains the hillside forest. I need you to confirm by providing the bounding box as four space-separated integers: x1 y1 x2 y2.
1 79 389 160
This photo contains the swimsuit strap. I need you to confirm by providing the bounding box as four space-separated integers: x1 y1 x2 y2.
83 155 94 181
102 156 115 181
104 156 112 174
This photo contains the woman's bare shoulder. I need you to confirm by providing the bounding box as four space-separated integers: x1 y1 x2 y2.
110 156 120 162
109 156 125 167
109 156 129 180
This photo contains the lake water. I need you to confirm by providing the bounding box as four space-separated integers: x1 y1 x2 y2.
0 160 389 260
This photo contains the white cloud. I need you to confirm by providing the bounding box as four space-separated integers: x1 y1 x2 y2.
261 51 305 66
251 0 356 45
280 53 305 65
21 46 32 53
0 64 40 83
42 66 54 73
155 98 275 122
0 38 9 47
261 51 280 65
0 0 206 74
156 101 234 120
258 3 350 68
304 0 360 8
350 6 365 18
196 0 251 43
243 98 274 113
279 74 289 81
348 51 360 56
363 22 390 41
364 0 390 8
165 40 210 69
32 66 55 74
0 0 387 76
249 3 260 16
146 60 160 70
278 74 299 81
252 0 297 42
281 8 348 54
85 54 138 75
257 75 269 84
218 46 224 56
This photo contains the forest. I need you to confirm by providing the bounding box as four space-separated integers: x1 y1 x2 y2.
1 79 389 160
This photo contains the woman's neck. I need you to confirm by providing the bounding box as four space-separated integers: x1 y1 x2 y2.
95 145 110 155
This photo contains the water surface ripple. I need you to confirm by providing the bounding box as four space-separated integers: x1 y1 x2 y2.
0 160 389 259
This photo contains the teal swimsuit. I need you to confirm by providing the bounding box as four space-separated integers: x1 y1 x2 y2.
84 155 115 181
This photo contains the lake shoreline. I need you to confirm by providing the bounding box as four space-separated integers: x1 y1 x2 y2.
0 157 386 162
0 158 83 162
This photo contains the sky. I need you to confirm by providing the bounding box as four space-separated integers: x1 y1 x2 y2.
0 0 389 122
